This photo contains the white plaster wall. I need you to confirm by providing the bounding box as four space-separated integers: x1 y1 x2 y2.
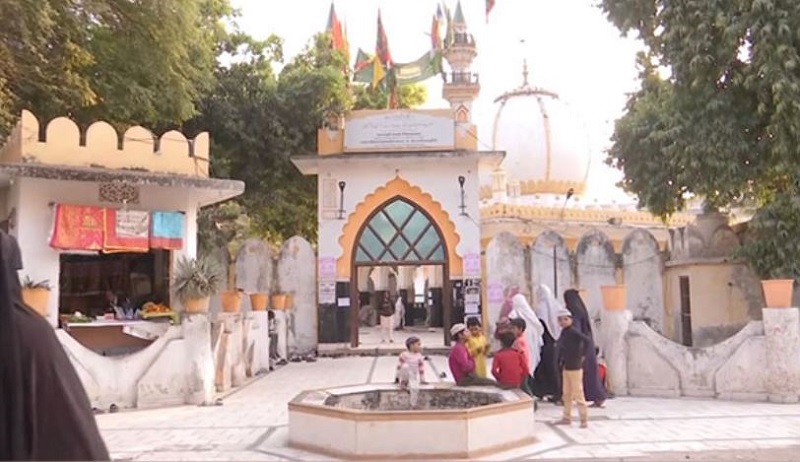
15 178 199 325
278 236 317 356
316 156 483 279
623 230 665 333
485 232 526 344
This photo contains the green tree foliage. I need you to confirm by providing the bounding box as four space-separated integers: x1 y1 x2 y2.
0 0 231 137
601 0 800 215
352 83 428 110
601 0 800 277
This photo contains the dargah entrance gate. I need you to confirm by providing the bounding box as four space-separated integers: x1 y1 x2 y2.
293 109 502 347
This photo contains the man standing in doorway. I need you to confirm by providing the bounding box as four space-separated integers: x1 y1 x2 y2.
379 292 395 343
394 293 405 330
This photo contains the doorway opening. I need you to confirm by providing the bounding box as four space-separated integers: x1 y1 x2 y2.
350 197 452 348
679 275 693 346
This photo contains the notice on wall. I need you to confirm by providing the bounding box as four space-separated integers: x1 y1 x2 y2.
318 257 336 281
344 110 455 152
319 282 336 304
487 281 504 304
464 278 481 315
116 210 149 238
464 252 481 277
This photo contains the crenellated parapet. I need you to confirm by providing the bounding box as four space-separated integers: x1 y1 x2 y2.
0 110 209 177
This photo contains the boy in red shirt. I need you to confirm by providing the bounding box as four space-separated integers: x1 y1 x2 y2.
492 331 529 389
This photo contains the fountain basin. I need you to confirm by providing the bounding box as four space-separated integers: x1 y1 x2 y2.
288 383 536 459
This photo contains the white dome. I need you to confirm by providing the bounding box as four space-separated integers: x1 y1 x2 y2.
485 78 591 197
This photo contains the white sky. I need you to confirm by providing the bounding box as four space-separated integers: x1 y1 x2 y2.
231 0 644 201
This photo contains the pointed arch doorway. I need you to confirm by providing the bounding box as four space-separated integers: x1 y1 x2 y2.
350 196 452 348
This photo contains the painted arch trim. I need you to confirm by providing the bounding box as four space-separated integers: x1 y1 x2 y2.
337 176 463 278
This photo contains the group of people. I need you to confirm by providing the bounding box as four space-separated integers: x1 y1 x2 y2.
433 285 607 428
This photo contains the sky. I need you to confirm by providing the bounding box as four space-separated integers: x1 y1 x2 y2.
231 0 644 202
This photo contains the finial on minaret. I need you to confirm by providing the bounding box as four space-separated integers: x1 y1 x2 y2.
454 0 466 26
522 59 529 86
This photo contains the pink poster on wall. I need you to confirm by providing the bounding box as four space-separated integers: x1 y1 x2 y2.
487 281 504 304
318 257 336 281
463 252 481 277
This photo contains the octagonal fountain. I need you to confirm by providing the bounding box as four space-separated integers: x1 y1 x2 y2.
288 384 536 459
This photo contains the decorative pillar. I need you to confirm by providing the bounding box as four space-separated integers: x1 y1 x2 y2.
249 311 270 375
275 309 289 362
600 285 630 396
763 307 800 403
223 313 246 387
183 313 216 405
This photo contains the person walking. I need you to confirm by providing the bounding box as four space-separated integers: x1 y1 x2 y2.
563 289 606 407
379 292 395 343
554 307 592 428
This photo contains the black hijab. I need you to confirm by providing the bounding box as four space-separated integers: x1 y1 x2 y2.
0 231 110 460
563 289 593 337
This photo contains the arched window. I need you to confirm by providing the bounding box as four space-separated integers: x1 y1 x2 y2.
355 198 446 264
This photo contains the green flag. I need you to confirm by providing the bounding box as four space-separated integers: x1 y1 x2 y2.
352 49 375 84
394 50 443 85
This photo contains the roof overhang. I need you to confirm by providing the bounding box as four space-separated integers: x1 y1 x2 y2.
0 162 244 207
291 150 505 176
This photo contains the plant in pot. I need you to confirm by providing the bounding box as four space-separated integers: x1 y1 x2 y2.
198 201 252 313
21 276 51 317
735 195 800 308
172 256 224 314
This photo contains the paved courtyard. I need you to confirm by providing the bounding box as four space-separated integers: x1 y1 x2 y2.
100 355 800 461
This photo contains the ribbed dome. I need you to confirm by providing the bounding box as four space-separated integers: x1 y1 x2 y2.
488 72 591 197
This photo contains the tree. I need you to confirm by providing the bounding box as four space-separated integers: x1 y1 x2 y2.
352 83 428 110
187 33 356 246
601 1 800 216
601 0 800 278
0 0 232 137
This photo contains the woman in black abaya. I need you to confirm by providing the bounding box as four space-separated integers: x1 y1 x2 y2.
0 231 110 460
563 289 606 407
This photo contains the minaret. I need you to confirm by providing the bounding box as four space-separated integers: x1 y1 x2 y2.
442 0 480 127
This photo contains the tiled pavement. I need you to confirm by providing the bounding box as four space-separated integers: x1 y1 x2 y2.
100 356 800 461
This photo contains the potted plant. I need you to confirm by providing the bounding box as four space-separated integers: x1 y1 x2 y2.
735 196 800 308
271 293 287 310
172 256 224 314
21 276 51 317
600 285 626 311
251 292 269 311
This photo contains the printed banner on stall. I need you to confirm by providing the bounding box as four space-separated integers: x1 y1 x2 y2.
49 204 105 251
104 208 150 253
150 211 184 250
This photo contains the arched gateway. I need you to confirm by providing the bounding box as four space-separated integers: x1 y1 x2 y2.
351 197 452 347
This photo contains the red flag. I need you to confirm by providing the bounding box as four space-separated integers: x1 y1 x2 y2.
326 3 346 53
486 0 496 23
431 14 441 50
376 10 393 67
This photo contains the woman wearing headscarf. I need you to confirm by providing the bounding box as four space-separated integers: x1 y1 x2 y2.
531 284 563 402
493 286 520 346
0 231 110 460
563 289 606 407
507 293 544 391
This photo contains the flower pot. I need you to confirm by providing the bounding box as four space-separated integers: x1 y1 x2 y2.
600 285 626 311
271 294 287 310
284 294 294 310
250 293 268 311
183 297 210 314
22 288 50 317
761 279 794 308
221 290 242 312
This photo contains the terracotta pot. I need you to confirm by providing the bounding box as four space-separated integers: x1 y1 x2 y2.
271 294 287 310
284 294 294 309
761 279 794 308
183 297 210 314
221 290 242 312
22 288 50 317
600 285 626 311
250 293 268 311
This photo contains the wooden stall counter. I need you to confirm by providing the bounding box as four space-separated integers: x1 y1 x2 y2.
63 320 171 356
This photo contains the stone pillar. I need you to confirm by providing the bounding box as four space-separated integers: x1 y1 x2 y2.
183 313 216 405
249 311 270 375
600 306 631 397
763 308 800 403
223 313 246 387
275 310 289 362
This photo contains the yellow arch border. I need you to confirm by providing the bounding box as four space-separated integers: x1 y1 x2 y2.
337 176 463 279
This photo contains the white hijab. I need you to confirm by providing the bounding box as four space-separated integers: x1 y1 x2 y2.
535 284 563 340
508 293 545 373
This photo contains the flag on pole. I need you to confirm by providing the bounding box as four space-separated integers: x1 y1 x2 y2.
486 0 496 23
444 4 455 49
326 3 346 52
431 14 442 50
376 10 393 68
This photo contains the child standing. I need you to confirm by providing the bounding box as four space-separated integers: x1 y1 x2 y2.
465 317 489 378
554 308 592 428
491 331 529 389
396 337 427 407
